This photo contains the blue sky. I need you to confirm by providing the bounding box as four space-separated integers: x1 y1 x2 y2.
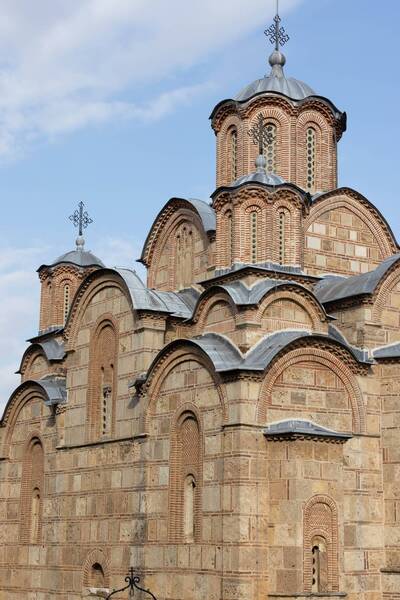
0 0 399 405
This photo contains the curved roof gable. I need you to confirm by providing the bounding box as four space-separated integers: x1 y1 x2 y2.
139 197 216 267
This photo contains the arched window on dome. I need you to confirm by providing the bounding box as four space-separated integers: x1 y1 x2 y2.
278 211 286 264
63 283 71 324
230 128 238 181
225 210 234 266
265 123 277 173
250 210 258 263
306 127 316 191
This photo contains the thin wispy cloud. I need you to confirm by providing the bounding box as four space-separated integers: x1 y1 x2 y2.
0 0 302 160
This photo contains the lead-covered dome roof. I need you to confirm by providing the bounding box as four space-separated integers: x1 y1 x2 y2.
235 50 315 103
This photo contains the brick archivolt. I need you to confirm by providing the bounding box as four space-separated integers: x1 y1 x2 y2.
255 287 328 333
63 272 135 351
82 548 110 589
0 384 49 459
142 346 227 429
193 291 237 333
303 494 339 592
257 344 366 433
305 189 397 258
19 347 51 382
372 261 400 322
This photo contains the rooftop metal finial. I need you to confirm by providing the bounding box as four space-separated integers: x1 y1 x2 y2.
248 114 275 167
69 201 93 250
265 0 289 51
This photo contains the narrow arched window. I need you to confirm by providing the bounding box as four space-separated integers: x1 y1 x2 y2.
63 283 70 324
20 438 44 544
312 538 328 593
250 211 258 263
168 411 202 543
175 225 194 289
31 487 41 543
225 210 234 266
265 123 277 173
304 496 339 593
90 563 105 588
88 322 117 440
230 129 238 181
184 474 196 542
279 211 286 264
306 127 316 191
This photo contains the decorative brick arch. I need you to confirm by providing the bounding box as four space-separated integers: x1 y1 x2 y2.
19 432 45 544
193 291 237 334
305 190 397 259
296 111 330 192
271 195 304 265
143 346 227 430
19 346 50 382
218 115 244 184
303 495 339 592
257 345 366 433
372 262 400 322
63 271 135 351
82 548 110 589
168 403 203 543
256 288 327 333
87 313 119 441
246 106 290 178
0 384 49 460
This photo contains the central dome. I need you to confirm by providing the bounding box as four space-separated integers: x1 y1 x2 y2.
235 50 315 102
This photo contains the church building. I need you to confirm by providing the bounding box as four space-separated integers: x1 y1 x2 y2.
1 9 400 600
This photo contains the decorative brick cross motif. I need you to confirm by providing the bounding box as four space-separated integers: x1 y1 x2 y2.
264 1 290 51
248 113 275 156
69 201 93 237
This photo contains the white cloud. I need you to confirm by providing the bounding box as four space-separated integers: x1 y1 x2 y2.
0 0 303 160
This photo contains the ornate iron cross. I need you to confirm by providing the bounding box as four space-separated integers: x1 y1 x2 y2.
264 1 290 51
69 201 93 237
248 114 275 156
106 568 157 599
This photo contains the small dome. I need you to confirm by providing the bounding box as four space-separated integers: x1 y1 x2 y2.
47 249 105 269
230 170 285 188
235 50 315 102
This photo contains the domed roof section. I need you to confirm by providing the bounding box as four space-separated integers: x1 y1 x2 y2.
50 248 105 269
235 50 315 103
39 237 105 270
231 170 285 188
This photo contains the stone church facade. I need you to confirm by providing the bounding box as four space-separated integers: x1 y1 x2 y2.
1 14 400 600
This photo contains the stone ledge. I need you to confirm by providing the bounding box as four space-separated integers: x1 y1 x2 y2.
268 594 347 598
56 432 148 450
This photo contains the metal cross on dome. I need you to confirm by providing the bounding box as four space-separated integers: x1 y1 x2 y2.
248 113 275 156
69 201 93 237
264 0 290 51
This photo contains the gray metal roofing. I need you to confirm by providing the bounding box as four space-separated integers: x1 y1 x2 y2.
39 377 67 406
210 261 317 283
314 254 400 304
230 171 285 187
235 74 316 103
39 339 66 361
185 198 216 233
117 268 199 319
264 419 352 440
172 329 371 374
40 249 105 269
373 343 400 360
